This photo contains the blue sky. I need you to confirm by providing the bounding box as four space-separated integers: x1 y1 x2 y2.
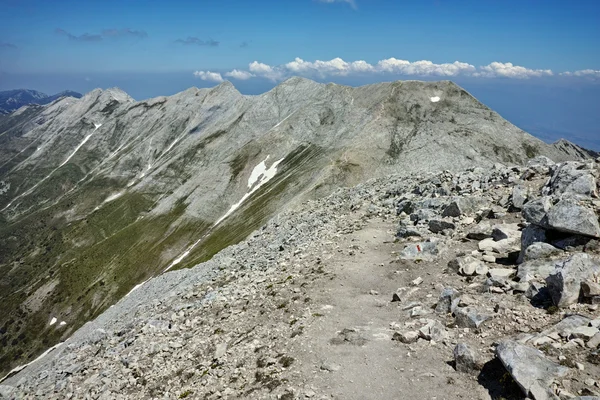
0 0 599 149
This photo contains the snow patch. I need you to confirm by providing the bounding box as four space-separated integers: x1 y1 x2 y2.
430 96 441 103
125 277 152 297
103 191 124 203
164 155 285 272
215 155 284 226
0 342 63 383
49 317 57 326
58 123 101 168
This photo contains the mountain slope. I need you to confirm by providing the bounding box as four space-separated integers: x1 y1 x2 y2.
0 78 594 376
0 89 82 115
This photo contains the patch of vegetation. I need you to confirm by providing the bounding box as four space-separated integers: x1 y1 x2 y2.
177 144 324 269
522 142 539 159
0 185 212 376
546 305 559 315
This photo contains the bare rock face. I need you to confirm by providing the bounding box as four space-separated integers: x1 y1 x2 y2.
453 343 481 373
546 161 598 198
546 253 600 307
496 340 570 400
545 198 600 238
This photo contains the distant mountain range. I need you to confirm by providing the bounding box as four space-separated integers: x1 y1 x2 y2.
0 89 82 114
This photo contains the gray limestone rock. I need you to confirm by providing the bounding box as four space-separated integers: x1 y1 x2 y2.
528 315 591 346
522 242 563 262
528 156 555 168
492 223 521 241
418 320 448 342
392 331 419 344
518 225 548 264
546 253 600 307
396 225 422 239
453 343 481 373
512 185 529 209
523 197 554 225
466 221 493 240
428 219 456 234
547 161 598 198
517 259 558 283
495 340 569 400
545 198 600 238
442 197 487 217
454 307 492 329
435 287 461 314
0 385 16 399
582 281 600 298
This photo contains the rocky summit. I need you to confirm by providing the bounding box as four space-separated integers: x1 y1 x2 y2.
0 78 599 399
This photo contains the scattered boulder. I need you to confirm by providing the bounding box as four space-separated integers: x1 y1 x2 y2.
546 253 600 307
522 197 553 225
396 225 422 239
522 242 563 262
517 259 558 283
528 155 555 169
488 268 515 279
330 329 367 346
545 198 600 238
582 281 600 298
528 315 591 346
466 221 493 240
392 331 419 344
512 185 528 209
435 287 461 314
428 219 456 234
518 225 549 264
320 362 341 372
214 342 227 359
449 256 487 276
546 161 598 198
491 223 520 242
442 197 486 217
479 238 517 254
454 307 492 329
496 340 570 400
418 320 448 342
453 343 481 373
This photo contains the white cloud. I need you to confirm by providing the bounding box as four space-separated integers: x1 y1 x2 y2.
248 61 285 81
377 59 476 76
316 0 357 9
561 69 600 78
193 71 224 82
474 62 553 79
192 57 596 84
224 69 255 80
284 57 374 76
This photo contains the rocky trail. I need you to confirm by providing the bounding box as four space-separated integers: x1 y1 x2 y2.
2 155 600 399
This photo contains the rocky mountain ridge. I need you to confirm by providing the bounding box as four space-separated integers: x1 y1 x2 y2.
0 78 597 380
1 155 599 399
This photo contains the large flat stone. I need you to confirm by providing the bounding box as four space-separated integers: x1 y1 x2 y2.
546 198 600 238
496 340 569 400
